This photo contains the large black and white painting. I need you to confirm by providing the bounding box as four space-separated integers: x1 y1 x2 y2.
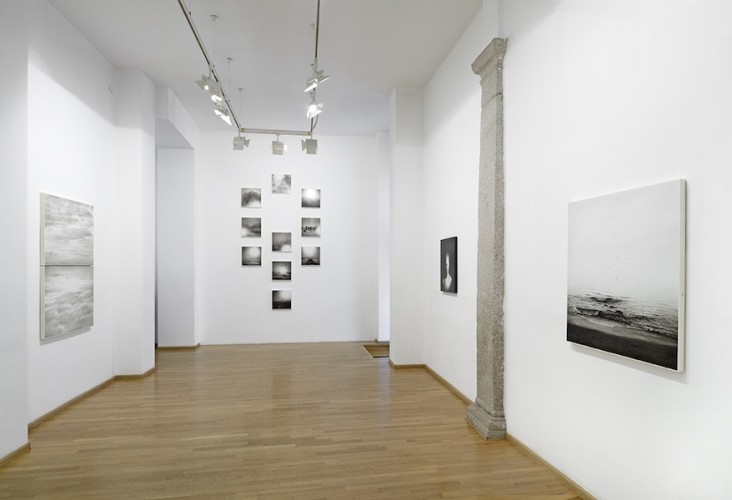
272 174 291 194
41 266 94 339
567 180 686 371
241 188 262 208
272 290 292 309
241 246 262 266
301 188 321 208
440 237 458 293
301 246 320 266
241 217 262 237
40 193 94 340
41 193 94 266
272 261 292 281
272 232 292 252
301 217 321 237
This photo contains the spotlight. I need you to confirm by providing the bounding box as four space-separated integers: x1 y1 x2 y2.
233 135 250 150
306 96 323 119
304 68 330 93
196 74 220 93
301 138 318 155
210 89 224 105
272 136 287 156
214 104 232 126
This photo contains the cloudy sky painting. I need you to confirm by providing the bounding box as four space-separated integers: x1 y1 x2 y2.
42 193 94 266
567 180 686 371
42 266 94 339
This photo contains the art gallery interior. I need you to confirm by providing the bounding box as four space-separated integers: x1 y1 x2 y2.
2 0 732 497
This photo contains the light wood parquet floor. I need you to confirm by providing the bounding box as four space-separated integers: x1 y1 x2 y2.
0 343 581 499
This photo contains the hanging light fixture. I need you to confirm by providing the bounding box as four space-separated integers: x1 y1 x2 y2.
214 103 232 126
233 88 250 149
306 92 323 119
272 135 287 155
301 138 318 155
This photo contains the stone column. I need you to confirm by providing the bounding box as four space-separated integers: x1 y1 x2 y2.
466 38 508 440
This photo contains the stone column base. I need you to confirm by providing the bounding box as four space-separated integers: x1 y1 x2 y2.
466 402 506 440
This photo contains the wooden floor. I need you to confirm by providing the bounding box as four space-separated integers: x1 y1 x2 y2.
0 343 581 499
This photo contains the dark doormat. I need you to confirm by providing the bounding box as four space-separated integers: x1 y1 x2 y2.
363 343 390 359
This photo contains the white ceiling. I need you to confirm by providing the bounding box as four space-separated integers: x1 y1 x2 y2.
48 0 483 136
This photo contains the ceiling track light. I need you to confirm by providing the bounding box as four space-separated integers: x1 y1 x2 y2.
301 138 318 155
306 93 323 119
272 135 287 156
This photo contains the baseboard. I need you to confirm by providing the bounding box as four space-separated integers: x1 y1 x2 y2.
28 377 114 430
156 343 201 351
28 366 156 430
0 442 30 469
506 433 596 500
115 366 157 381
424 365 472 405
388 360 425 369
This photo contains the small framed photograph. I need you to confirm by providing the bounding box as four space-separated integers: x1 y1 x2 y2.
241 217 262 237
241 246 262 266
272 232 292 252
301 188 321 208
272 261 292 281
272 174 292 194
440 237 458 293
301 217 321 237
272 290 292 310
301 247 320 266
241 188 261 208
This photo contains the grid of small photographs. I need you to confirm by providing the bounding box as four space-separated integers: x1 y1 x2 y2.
240 177 321 310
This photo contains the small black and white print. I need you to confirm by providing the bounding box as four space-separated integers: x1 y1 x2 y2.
272 261 292 281
301 188 321 208
241 246 262 266
301 217 321 237
440 237 458 293
241 217 262 237
241 188 262 208
272 232 292 252
301 246 320 266
272 174 292 194
272 289 292 309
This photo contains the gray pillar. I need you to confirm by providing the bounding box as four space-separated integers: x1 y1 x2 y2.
466 38 508 440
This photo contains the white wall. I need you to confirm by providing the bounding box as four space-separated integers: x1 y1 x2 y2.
25 0 118 421
421 2 498 400
113 69 157 375
389 88 426 365
157 148 197 347
501 2 732 498
195 132 378 344
0 0 30 459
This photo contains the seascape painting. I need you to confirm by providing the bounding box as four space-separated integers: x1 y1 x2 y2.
567 180 686 371
272 232 292 252
41 266 94 339
301 188 321 208
241 246 262 266
41 193 94 266
241 217 262 237
272 290 292 309
241 188 262 208
440 237 458 293
301 246 320 266
272 174 292 194
272 261 292 281
301 217 321 237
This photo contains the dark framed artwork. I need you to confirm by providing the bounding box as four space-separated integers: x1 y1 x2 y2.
301 217 321 237
440 237 458 293
241 188 261 208
272 232 292 252
272 261 292 281
301 188 321 208
272 174 291 194
272 290 292 309
241 246 262 266
567 180 686 371
241 217 262 237
301 246 320 266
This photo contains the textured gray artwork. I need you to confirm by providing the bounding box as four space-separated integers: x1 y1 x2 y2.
241 246 262 266
272 290 292 309
272 232 292 252
241 188 262 208
40 193 94 340
301 217 321 237
272 261 292 281
567 180 686 371
301 246 320 266
241 217 262 237
272 174 292 194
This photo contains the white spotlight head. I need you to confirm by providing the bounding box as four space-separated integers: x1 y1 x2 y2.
301 138 318 155
306 100 323 120
213 104 232 126
304 69 330 93
210 89 224 104
272 137 287 156
197 74 220 93
233 136 250 150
